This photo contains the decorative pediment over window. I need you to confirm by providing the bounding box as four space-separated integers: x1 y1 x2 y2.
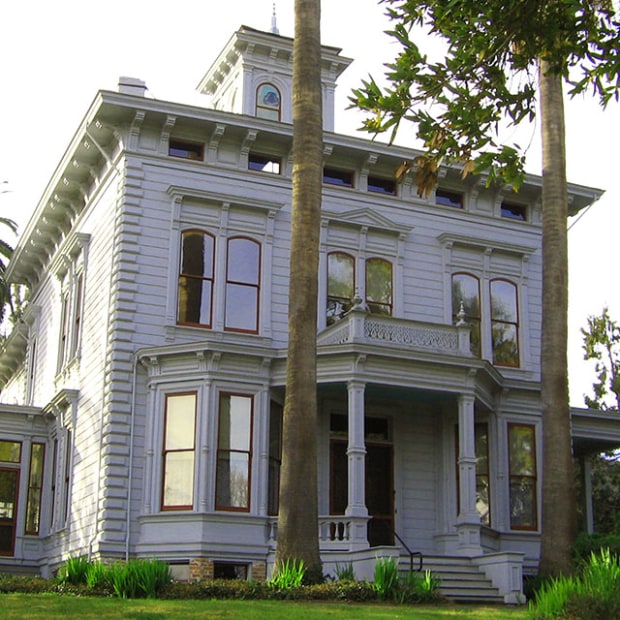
322 208 411 236
437 232 536 259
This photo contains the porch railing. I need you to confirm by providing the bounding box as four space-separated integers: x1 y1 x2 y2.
317 310 471 357
268 515 368 549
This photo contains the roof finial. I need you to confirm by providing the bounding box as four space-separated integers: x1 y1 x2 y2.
270 3 279 34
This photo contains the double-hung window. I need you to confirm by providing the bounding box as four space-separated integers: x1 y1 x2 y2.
177 232 261 334
508 424 537 530
490 279 519 367
225 238 261 333
216 394 253 511
451 273 519 367
0 441 21 556
327 252 393 323
25 443 45 536
55 236 88 373
161 393 197 510
178 230 215 328
452 273 481 356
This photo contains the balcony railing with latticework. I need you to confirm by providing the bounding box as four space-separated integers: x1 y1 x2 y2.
317 308 472 357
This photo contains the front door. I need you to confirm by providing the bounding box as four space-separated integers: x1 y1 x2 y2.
329 431 394 547
366 444 394 546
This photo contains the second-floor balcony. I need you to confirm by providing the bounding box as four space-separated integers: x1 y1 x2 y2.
317 308 472 359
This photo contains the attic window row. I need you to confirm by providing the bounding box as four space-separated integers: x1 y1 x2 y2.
166 142 528 220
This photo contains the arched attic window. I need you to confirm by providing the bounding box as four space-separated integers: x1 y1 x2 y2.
256 83 281 121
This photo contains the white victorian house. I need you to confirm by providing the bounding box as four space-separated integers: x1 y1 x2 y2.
1 24 619 603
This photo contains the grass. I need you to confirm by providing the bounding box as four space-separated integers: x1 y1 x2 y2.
0 594 527 619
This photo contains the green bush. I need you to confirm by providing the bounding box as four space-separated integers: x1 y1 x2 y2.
573 532 620 567
0 574 51 594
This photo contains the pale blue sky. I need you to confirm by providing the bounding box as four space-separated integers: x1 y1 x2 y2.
0 0 618 406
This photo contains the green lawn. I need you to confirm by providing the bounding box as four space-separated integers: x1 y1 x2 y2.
0 594 528 619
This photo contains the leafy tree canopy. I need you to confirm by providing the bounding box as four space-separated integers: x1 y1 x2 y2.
582 307 620 411
351 0 620 195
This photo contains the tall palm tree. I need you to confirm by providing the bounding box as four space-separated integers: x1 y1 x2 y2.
0 215 18 324
538 59 577 575
274 0 323 582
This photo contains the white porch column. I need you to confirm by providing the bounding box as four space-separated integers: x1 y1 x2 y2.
456 394 482 555
346 380 369 549
582 456 594 534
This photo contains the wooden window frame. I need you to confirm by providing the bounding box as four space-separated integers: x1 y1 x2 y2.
435 189 464 208
168 139 204 161
25 442 46 536
70 272 84 358
248 153 281 174
267 401 283 516
365 257 393 316
58 290 70 371
508 423 538 531
256 83 282 121
215 393 254 512
161 392 197 511
323 167 354 188
367 175 396 195
490 278 520 368
501 202 528 221
452 272 482 357
224 237 261 334
177 230 215 329
327 251 356 323
0 467 20 557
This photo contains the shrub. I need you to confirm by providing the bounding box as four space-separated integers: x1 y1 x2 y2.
0 574 51 594
572 532 620 568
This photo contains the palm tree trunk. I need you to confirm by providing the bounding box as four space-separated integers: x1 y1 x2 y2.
274 0 323 582
538 57 577 576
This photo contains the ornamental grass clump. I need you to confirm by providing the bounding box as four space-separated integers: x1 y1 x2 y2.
334 562 356 581
528 549 620 620
373 556 400 601
268 559 306 590
58 555 90 585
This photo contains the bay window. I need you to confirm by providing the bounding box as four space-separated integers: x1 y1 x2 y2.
216 394 253 511
0 440 21 556
508 423 537 530
161 393 197 510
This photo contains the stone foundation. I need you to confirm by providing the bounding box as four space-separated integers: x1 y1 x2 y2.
251 561 267 581
189 558 214 581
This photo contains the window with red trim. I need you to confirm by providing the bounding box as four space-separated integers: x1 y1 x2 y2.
161 393 196 510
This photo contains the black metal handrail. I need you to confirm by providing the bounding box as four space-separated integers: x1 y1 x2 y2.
393 528 424 572
371 518 423 572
